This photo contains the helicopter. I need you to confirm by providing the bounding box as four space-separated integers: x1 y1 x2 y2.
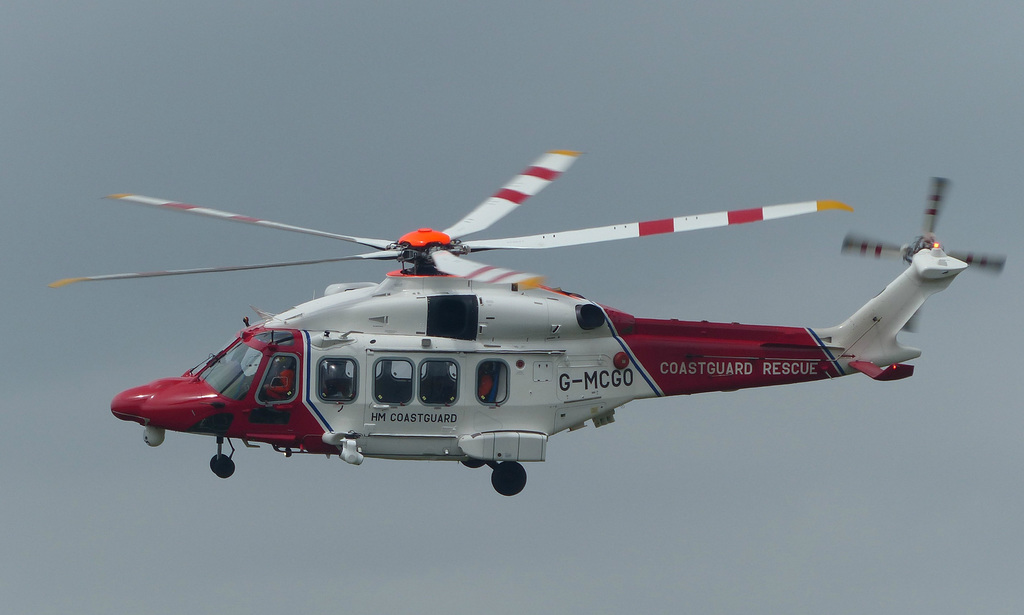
52 151 1005 495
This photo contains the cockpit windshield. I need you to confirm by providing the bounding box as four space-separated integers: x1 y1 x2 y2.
199 340 264 400
250 330 295 346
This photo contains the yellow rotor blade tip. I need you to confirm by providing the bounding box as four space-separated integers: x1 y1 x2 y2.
817 200 853 212
49 277 87 288
518 276 546 290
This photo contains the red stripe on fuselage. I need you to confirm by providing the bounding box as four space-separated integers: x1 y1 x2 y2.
727 208 764 224
617 316 839 396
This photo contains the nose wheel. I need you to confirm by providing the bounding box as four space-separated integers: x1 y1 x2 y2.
210 436 235 479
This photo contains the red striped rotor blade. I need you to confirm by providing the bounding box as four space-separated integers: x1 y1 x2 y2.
49 250 400 288
946 250 1006 273
922 177 948 235
465 200 851 251
106 194 394 250
442 150 580 240
841 234 904 260
430 250 544 288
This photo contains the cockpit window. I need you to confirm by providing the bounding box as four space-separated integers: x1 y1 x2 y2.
258 354 298 403
251 330 295 346
200 341 264 401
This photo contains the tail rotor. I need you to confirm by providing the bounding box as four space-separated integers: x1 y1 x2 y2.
841 177 1005 273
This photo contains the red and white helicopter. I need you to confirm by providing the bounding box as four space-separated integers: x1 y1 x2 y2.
52 152 1004 495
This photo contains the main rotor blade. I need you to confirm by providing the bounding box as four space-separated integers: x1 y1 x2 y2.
106 194 395 250
442 150 580 240
431 250 544 288
922 177 948 235
945 249 1006 273
841 234 905 260
464 200 852 251
49 250 400 288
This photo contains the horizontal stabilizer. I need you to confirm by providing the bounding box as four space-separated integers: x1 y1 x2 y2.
849 360 914 381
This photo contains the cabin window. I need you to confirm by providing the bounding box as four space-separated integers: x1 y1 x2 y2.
419 360 459 406
477 360 509 405
374 358 413 405
200 341 264 401
319 358 358 402
258 354 299 404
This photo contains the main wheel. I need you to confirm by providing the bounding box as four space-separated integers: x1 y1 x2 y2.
210 454 235 479
461 458 486 469
490 461 527 496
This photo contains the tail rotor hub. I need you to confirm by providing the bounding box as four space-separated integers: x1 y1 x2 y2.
904 233 940 263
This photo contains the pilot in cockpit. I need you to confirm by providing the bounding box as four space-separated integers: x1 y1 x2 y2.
261 355 296 401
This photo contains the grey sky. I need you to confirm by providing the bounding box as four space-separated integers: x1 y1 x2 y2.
3 1 1022 613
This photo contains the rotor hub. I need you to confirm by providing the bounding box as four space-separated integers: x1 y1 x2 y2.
904 233 940 263
398 228 452 248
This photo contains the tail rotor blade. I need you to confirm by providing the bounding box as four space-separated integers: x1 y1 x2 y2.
922 177 948 235
841 234 905 260
945 250 1006 273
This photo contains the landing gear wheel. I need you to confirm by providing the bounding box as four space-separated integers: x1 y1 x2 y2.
490 461 527 496
461 458 486 469
210 454 235 478
210 436 235 479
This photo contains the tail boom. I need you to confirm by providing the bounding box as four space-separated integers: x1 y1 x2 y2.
606 247 967 397
605 310 844 397
814 247 968 372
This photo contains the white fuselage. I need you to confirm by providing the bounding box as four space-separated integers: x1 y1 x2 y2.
261 274 649 460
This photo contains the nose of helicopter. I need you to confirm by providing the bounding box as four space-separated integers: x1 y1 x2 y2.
111 377 223 429
111 385 153 423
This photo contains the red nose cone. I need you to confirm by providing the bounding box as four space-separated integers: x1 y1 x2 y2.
111 377 222 430
111 382 163 424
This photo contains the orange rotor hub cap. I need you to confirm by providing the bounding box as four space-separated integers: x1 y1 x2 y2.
399 228 452 248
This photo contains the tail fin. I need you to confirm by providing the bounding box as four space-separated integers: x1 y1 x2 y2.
814 248 968 371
